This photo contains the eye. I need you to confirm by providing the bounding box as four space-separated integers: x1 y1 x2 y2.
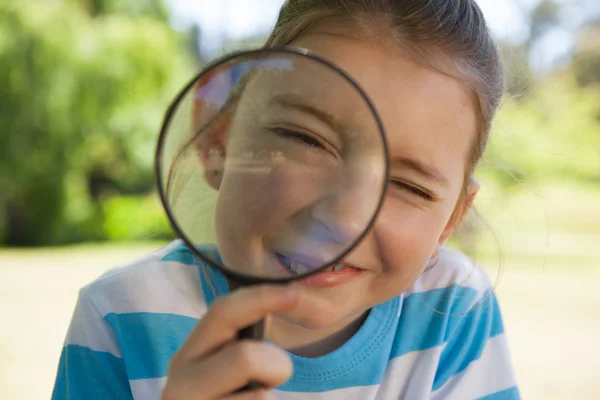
391 180 435 201
271 127 327 150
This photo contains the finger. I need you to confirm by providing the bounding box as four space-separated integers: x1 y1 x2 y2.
175 285 300 363
166 341 292 399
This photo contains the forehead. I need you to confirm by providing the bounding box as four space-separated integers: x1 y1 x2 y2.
289 30 478 184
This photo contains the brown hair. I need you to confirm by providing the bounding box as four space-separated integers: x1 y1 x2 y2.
264 0 505 218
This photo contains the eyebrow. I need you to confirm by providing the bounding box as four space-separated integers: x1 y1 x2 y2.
391 156 450 187
269 93 343 131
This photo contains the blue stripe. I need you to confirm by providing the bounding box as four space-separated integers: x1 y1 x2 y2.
391 285 478 359
197 265 230 306
478 386 521 400
160 243 198 265
52 345 132 400
105 312 198 380
161 242 230 305
432 292 505 391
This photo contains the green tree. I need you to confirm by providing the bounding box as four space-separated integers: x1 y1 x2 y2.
73 0 170 19
572 25 600 88
0 0 192 245
480 73 600 189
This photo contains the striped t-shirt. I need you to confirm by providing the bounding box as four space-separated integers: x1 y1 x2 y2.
52 240 520 399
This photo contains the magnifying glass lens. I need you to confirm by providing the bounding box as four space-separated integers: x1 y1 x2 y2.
156 49 387 282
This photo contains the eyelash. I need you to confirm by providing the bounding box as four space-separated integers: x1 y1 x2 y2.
391 180 434 201
271 127 327 150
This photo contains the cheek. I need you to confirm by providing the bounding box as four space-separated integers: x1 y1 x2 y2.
374 196 450 277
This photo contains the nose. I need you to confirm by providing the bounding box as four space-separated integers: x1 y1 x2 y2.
309 156 385 246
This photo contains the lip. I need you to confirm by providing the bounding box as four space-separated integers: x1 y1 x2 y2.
298 262 364 287
273 252 364 288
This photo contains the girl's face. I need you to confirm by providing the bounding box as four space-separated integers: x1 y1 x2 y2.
213 25 478 330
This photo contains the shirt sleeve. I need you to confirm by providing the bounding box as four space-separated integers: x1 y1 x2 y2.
51 287 133 400
431 289 521 400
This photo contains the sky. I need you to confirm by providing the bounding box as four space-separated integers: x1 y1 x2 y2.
164 0 598 72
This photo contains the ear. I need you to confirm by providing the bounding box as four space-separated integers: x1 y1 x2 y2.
198 146 225 189
192 71 235 190
194 112 231 190
431 178 480 259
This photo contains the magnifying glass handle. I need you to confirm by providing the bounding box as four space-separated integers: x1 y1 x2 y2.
236 318 266 392
237 318 265 340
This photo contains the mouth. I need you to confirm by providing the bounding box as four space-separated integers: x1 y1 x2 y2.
275 252 356 275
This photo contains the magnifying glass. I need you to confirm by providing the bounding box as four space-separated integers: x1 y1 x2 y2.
155 46 388 362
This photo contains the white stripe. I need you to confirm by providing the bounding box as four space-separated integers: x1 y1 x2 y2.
94 240 183 280
431 334 518 400
85 259 208 318
404 248 492 301
64 288 122 357
130 377 167 400
273 385 379 400
377 346 441 399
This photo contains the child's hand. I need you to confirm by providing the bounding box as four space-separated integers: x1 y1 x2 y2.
161 285 301 400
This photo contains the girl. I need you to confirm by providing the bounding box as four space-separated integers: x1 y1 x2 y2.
52 0 520 399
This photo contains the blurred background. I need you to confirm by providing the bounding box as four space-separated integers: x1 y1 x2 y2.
0 0 599 398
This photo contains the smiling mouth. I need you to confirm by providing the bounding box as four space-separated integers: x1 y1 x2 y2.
275 252 347 275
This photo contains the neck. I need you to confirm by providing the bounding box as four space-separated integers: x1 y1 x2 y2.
226 279 369 357
267 310 370 358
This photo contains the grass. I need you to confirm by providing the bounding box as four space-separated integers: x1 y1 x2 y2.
0 182 598 399
0 243 163 400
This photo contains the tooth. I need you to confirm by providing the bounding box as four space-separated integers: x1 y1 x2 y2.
291 261 309 275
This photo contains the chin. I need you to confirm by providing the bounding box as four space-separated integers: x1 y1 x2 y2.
285 313 337 330
282 303 365 330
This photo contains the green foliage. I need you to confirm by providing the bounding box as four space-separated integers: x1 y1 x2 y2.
102 194 175 241
478 74 600 189
0 0 192 245
74 0 170 20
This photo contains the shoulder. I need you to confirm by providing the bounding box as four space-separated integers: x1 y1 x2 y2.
412 246 494 293
415 250 520 399
383 249 514 396
403 247 495 314
59 241 213 392
397 248 507 356
79 240 208 319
